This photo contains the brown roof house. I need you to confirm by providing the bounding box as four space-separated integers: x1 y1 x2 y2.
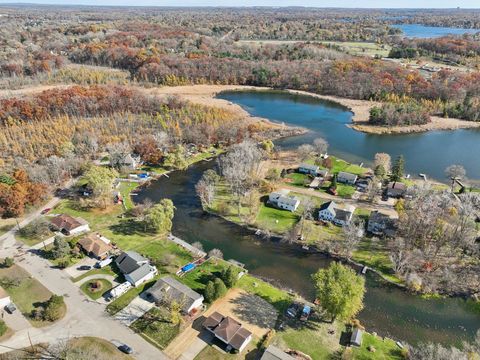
203 311 252 353
77 233 112 260
50 214 90 236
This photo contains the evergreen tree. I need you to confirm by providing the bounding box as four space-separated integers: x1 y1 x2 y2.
391 155 405 181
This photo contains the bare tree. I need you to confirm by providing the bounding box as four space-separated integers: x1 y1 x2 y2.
313 137 329 156
208 248 224 259
195 177 215 209
341 219 365 259
389 238 411 276
297 144 314 161
192 241 204 251
108 141 131 169
374 153 391 174
445 164 466 192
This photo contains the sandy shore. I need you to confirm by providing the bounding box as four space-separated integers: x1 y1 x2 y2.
4 83 480 134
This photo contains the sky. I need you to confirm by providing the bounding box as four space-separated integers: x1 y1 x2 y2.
0 0 478 8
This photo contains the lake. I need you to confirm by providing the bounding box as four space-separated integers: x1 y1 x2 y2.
136 90 480 346
218 90 480 182
393 24 479 38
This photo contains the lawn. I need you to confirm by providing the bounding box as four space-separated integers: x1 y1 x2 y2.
68 337 133 359
135 239 193 274
106 278 158 315
302 220 342 245
0 264 66 327
284 172 309 187
336 184 356 198
80 279 113 300
179 259 229 293
273 320 345 360
320 41 391 57
321 156 367 176
255 203 300 234
118 182 141 210
351 333 405 360
130 307 181 350
352 239 402 285
354 208 372 220
72 266 117 282
194 337 260 360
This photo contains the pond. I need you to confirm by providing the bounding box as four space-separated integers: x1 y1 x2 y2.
393 24 479 38
218 90 480 182
136 90 480 346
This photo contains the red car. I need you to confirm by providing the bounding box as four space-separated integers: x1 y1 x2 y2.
40 208 52 215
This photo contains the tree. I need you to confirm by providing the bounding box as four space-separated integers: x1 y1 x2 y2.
83 165 118 208
3 257 14 268
374 165 386 178
134 136 163 165
297 144 314 161
313 137 329 156
204 281 216 303
331 174 338 189
163 145 188 170
340 219 365 259
312 262 365 322
43 295 65 322
195 176 215 209
391 155 405 181
145 199 175 234
374 153 391 174
108 142 131 170
192 241 204 251
445 164 466 192
221 266 238 288
208 248 223 260
213 278 228 299
169 300 183 325
52 236 70 259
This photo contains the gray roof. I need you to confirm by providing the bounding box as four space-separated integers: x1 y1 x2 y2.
351 328 363 346
261 345 295 360
299 163 319 171
115 251 148 274
126 263 154 283
335 209 352 222
278 195 300 207
318 169 329 177
319 201 336 213
146 276 203 313
337 171 358 181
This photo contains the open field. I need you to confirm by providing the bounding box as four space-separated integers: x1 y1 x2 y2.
68 337 134 359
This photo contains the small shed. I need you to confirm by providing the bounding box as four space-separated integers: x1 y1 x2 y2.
350 328 363 347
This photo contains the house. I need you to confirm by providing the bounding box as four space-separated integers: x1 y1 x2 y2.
317 169 329 178
318 201 356 226
367 211 397 237
145 276 204 314
117 154 140 170
298 163 319 176
0 286 11 308
115 251 157 287
309 177 322 189
387 181 407 198
203 312 252 353
337 172 358 185
50 214 90 236
268 190 300 212
77 233 112 259
350 328 363 347
261 345 295 360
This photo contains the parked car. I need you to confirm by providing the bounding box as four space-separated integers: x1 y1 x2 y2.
77 265 92 271
118 344 133 354
5 303 16 314
95 256 113 269
286 303 300 318
300 305 311 321
40 208 52 215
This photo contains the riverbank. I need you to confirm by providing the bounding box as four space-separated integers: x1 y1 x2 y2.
153 84 480 134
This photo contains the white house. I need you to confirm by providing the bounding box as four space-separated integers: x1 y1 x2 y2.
269 189 300 212
125 263 158 287
337 172 358 185
298 163 319 175
115 251 157 287
146 276 204 314
50 214 90 236
0 286 11 308
318 201 356 226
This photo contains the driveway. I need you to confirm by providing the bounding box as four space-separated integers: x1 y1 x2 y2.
114 295 154 326
64 257 99 279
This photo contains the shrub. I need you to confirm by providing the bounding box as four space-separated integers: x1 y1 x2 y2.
3 257 14 268
42 295 65 322
220 266 238 288
213 278 227 299
0 320 7 337
204 281 216 303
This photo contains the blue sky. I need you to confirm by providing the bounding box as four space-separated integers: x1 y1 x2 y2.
0 0 478 8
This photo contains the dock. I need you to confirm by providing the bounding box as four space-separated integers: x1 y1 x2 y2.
167 233 207 257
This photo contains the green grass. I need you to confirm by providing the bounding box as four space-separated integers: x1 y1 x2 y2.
273 320 345 360
237 274 292 313
72 266 117 282
352 239 403 285
135 239 193 274
106 278 158 315
335 184 356 198
320 41 391 57
255 203 300 234
0 264 65 327
80 279 113 300
130 307 180 350
285 172 309 187
118 182 141 210
354 208 372 220
69 337 133 359
351 333 405 360
321 156 367 176
179 259 228 293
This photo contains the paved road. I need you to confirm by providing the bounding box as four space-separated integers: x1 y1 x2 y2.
0 181 170 359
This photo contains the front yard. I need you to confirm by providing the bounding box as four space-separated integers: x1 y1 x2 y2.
0 264 66 327
130 307 181 350
80 278 113 300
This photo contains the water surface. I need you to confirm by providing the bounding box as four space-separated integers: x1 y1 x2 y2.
393 24 479 38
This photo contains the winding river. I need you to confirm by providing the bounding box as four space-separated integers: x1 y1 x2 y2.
136 90 480 346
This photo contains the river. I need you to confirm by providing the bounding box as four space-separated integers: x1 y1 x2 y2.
136 90 480 346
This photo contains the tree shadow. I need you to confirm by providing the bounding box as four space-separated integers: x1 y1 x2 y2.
229 292 278 330
109 219 150 236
